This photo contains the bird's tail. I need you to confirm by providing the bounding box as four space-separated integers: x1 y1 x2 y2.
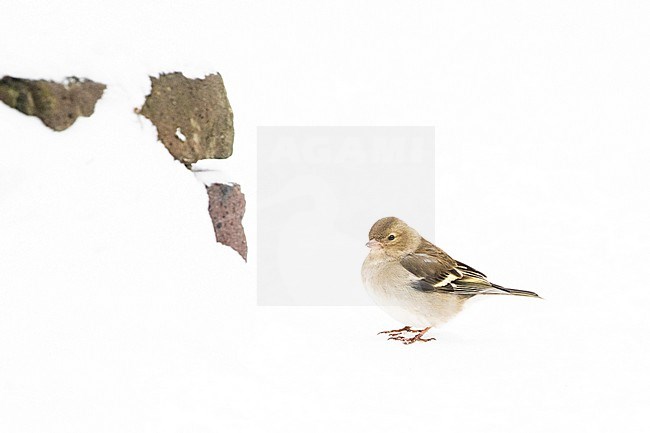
493 284 541 298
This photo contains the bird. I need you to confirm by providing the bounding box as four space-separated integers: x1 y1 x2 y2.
361 217 540 344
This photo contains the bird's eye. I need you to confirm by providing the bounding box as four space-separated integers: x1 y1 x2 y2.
387 234 396 241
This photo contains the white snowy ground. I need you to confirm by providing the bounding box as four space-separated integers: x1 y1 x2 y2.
1 1 650 432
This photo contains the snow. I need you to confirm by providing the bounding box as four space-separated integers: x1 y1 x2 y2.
1 1 650 432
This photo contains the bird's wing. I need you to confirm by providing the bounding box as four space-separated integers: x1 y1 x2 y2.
400 242 511 296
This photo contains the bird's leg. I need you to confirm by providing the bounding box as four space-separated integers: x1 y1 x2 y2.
404 327 435 344
387 327 436 344
377 326 417 335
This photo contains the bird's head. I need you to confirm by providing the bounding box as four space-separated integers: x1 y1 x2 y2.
366 217 421 258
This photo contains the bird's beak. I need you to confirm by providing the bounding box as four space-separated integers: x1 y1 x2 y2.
366 239 382 249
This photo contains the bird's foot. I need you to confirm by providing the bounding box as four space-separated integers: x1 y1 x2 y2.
386 327 435 345
377 326 417 336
